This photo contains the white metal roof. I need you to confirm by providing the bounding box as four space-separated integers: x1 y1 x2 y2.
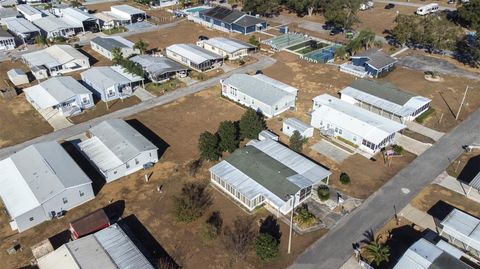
209 139 331 209
23 45 88 68
33 16 79 33
202 37 253 54
111 5 145 18
468 172 480 190
166 44 222 65
283 118 312 133
80 66 143 90
341 86 431 118
94 12 120 22
312 94 405 144
62 7 95 22
37 223 154 269
253 74 298 95
0 141 91 219
393 238 443 269
5 18 40 34
7 68 26 78
16 4 42 16
222 74 296 106
24 76 91 109
441 209 480 251
79 119 157 172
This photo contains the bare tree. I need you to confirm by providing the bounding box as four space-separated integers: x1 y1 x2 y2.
223 216 257 262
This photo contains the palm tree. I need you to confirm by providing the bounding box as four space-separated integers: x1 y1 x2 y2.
111 47 124 65
362 235 390 266
133 39 148 55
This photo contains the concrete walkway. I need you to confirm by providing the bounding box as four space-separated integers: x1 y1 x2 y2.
391 47 409 57
134 87 155 101
433 171 480 203
395 133 431 155
399 204 437 231
405 121 445 142
38 107 73 131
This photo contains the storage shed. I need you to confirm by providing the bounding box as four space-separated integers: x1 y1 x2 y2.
282 118 314 138
69 209 110 239
7 68 29 86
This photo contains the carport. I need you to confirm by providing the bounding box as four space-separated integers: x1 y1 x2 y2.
439 208 480 255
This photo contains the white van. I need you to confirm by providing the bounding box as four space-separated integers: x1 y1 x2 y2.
416 3 439 15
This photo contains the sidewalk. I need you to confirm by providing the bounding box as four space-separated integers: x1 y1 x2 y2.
399 204 437 231
405 121 444 142
433 171 480 203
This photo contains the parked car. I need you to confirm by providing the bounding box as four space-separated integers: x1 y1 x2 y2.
198 35 209 41
330 28 343 36
385 3 395 9
322 23 334 30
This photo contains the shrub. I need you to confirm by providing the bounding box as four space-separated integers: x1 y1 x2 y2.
293 204 317 229
173 182 212 223
317 185 330 201
255 233 279 261
201 222 219 242
239 59 245 65
392 145 404 155
223 216 256 261
339 172 351 185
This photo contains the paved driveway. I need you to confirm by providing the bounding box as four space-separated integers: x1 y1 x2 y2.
311 140 351 163
399 55 480 81
290 105 480 269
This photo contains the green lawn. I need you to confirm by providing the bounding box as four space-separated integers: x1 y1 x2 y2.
102 27 127 35
145 79 186 96
415 108 435 124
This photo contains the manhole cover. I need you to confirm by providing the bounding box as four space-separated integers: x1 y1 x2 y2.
401 188 410 194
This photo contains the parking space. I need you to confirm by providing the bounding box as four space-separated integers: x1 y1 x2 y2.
311 139 352 163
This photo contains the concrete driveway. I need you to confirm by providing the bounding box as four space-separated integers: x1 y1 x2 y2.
311 140 352 163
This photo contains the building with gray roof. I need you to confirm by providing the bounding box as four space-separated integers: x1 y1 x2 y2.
165 43 222 72
16 4 44 21
130 54 187 83
32 16 81 39
340 79 431 123
110 4 146 23
0 7 19 24
197 6 267 35
282 118 314 138
220 73 298 118
350 48 397 78
90 36 139 60
37 223 155 269
196 37 254 60
61 7 97 32
5 18 40 44
80 66 144 102
209 138 331 215
78 119 158 182
24 76 94 116
0 141 94 232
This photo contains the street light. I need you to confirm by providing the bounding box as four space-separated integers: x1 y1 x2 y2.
287 193 296 254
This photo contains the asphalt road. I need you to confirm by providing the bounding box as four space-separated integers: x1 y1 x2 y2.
289 107 480 269
372 0 457 10
0 55 276 159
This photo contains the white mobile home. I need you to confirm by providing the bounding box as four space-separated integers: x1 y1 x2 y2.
22 45 90 76
0 29 15 51
78 119 159 182
110 5 146 23
209 138 331 215
0 7 19 25
340 79 431 123
94 12 128 30
24 76 94 116
416 3 439 16
166 44 223 72
37 223 155 269
282 118 314 138
311 94 405 154
16 4 44 21
5 18 41 45
32 16 81 39
80 66 144 102
90 36 139 60
220 73 298 118
130 54 188 83
0 141 94 232
196 37 254 60
61 7 97 33
7 68 29 86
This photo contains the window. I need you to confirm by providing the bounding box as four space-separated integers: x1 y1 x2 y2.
62 197 68 204
29 217 34 221
135 159 139 165
79 190 84 197
126 163 130 169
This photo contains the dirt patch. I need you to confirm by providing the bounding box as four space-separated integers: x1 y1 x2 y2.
355 5 417 36
446 150 480 182
70 96 141 124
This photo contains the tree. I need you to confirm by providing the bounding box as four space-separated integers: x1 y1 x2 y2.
339 172 351 185
334 46 348 60
173 182 212 222
285 0 326 16
111 47 124 65
198 131 220 161
362 235 390 266
134 39 149 54
324 0 362 29
218 120 238 153
255 233 279 261
289 130 307 153
456 33 480 68
242 0 280 17
248 35 261 49
35 35 48 47
317 185 330 201
293 204 317 228
69 0 81 7
201 211 223 241
239 108 265 140
223 216 256 261
346 30 375 54
458 0 480 29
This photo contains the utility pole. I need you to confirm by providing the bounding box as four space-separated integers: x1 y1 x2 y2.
288 194 296 254
456 85 469 120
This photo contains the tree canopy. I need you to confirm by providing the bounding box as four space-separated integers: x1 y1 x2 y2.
289 130 307 153
255 233 279 261
346 30 376 54
324 0 362 29
239 108 266 140
173 182 212 222
218 120 238 153
456 34 480 68
198 131 220 161
133 39 149 54
457 0 480 29
223 216 256 261
284 0 327 16
243 0 281 17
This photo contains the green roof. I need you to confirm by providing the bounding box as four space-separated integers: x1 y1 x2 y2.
225 146 300 201
350 79 415 106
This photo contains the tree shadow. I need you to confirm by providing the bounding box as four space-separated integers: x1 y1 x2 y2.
49 230 72 249
259 215 282 242
126 119 170 158
457 155 480 184
119 214 180 269
377 225 425 269
61 140 106 195
77 47 99 66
